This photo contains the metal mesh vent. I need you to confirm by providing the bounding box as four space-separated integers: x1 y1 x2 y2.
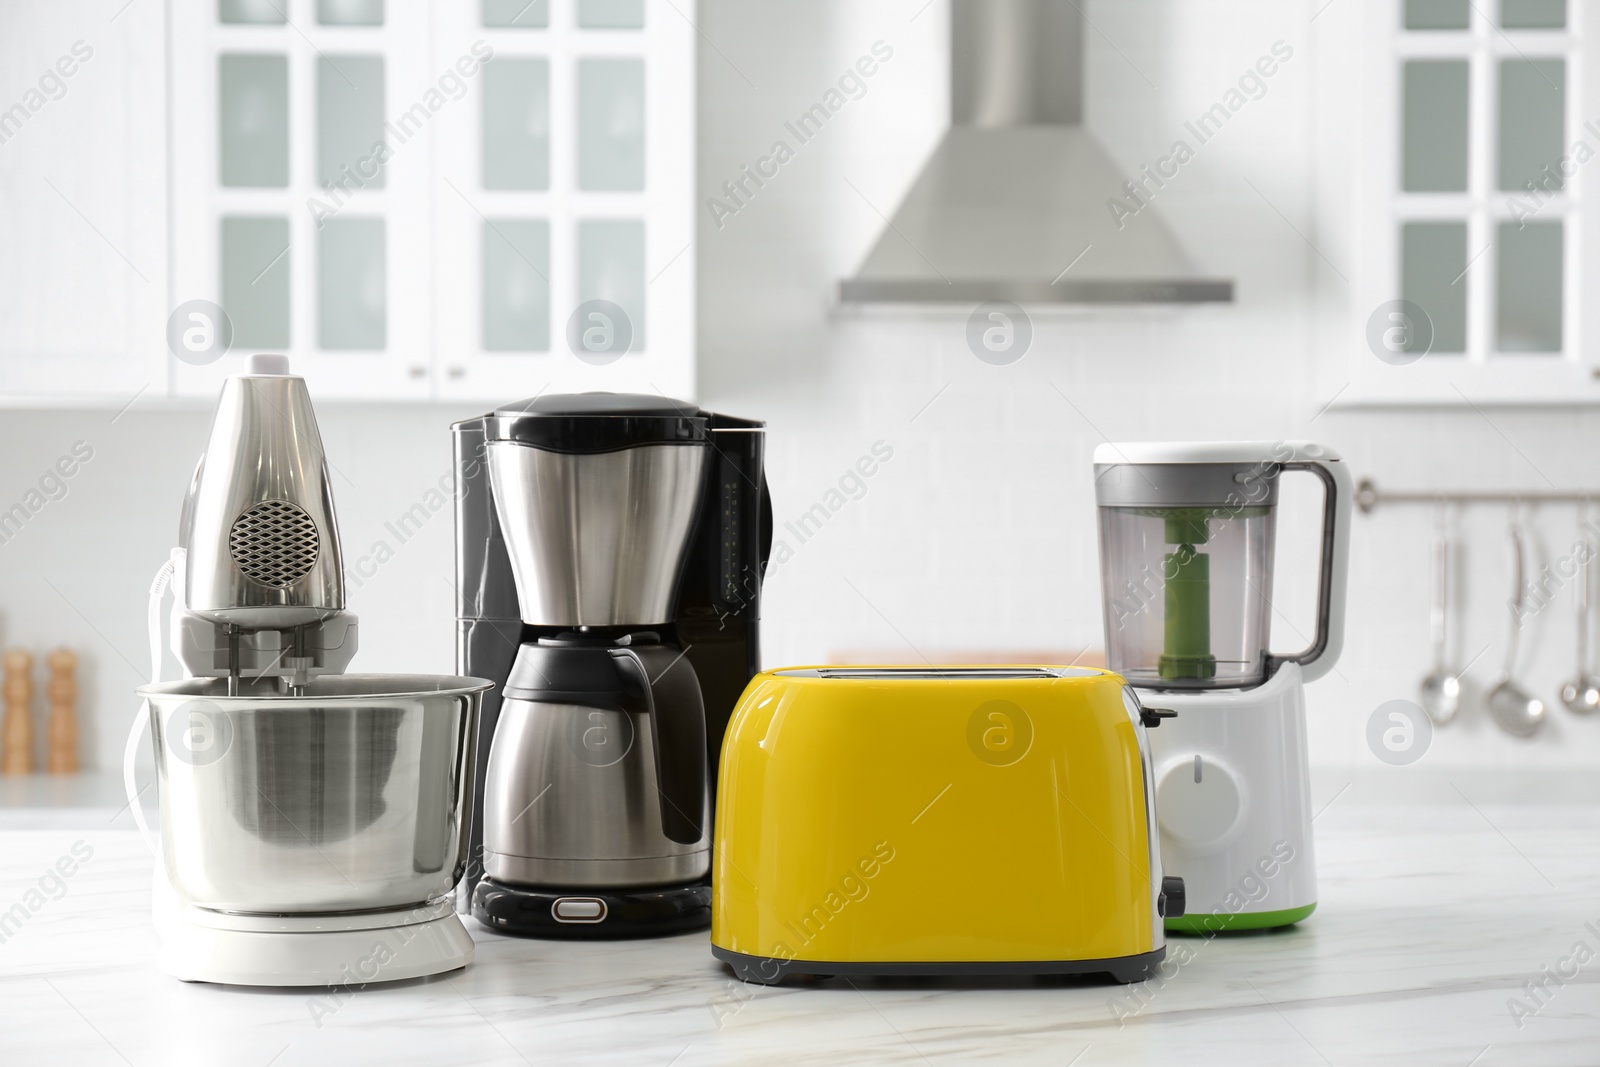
228 500 320 587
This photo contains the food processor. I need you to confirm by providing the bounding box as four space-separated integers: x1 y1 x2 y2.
125 354 491 986
1094 442 1352 931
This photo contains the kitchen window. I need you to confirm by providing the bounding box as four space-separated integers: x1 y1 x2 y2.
168 0 694 402
1346 0 1598 404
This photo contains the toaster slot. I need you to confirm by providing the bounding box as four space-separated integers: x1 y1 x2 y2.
773 667 1100 680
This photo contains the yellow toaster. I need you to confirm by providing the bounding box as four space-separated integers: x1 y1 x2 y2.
711 666 1184 984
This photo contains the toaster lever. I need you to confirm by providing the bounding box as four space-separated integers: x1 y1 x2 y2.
1140 706 1178 728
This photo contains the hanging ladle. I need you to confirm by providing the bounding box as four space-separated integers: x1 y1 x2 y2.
1487 505 1546 737
1419 508 1461 724
1559 502 1600 715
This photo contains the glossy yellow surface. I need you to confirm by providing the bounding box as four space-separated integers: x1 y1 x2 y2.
712 667 1156 965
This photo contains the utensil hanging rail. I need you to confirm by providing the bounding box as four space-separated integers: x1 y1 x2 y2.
1356 479 1600 514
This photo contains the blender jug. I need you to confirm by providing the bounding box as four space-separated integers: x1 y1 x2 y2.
1095 442 1351 691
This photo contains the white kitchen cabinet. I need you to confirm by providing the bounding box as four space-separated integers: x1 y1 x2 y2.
168 0 435 401
1321 0 1600 406
0 0 168 405
0 0 696 405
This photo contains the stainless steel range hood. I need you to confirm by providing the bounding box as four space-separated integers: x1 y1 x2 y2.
840 0 1233 305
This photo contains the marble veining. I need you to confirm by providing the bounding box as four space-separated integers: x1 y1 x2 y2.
0 797 1597 1066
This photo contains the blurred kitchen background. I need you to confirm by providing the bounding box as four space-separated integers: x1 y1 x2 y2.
1 0 1598 784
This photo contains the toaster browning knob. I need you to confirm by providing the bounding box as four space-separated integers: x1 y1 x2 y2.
1159 875 1186 918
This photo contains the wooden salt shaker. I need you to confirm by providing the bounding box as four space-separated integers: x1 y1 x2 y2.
46 648 78 775
2 649 33 775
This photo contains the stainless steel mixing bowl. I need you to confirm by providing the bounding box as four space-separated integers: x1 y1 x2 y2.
137 674 491 915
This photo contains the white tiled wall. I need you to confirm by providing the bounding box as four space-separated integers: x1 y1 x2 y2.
4 0 1599 775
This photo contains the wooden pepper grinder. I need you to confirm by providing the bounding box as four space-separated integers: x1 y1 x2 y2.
46 648 78 775
2 649 34 775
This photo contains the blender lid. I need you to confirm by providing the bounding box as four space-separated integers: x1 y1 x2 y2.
1093 441 1344 508
485 392 709 453
1092 441 1344 466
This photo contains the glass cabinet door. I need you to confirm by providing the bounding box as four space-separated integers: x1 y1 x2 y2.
169 0 696 401
171 0 434 398
431 0 695 400
1355 0 1588 403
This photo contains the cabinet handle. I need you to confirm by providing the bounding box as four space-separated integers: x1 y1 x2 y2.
409 365 426 379
448 366 466 379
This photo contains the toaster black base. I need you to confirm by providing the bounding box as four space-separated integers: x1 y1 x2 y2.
713 945 1168 986
472 878 711 939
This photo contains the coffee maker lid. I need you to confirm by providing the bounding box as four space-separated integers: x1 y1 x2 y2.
486 392 709 453
495 392 698 418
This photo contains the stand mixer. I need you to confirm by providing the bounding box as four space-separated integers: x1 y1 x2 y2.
127 354 490 986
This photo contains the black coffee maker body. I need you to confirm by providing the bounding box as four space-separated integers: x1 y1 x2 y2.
453 394 769 936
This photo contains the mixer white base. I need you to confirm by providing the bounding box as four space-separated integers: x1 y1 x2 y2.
1139 662 1318 930
153 876 474 987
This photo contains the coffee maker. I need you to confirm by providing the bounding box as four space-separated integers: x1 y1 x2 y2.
453 394 770 936
1094 442 1351 932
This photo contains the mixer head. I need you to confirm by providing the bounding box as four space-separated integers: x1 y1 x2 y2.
180 354 346 627
176 355 356 691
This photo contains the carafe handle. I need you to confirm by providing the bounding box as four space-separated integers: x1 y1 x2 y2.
1265 453 1353 683
613 646 707 845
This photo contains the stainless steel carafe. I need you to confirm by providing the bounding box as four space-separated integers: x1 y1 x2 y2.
482 638 708 888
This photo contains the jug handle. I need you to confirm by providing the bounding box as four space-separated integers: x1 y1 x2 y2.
614 647 707 846
1265 456 1353 683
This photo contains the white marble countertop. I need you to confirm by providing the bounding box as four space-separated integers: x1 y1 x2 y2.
1 772 1597 1066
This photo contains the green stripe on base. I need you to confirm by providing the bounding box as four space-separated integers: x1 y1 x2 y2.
1165 902 1316 934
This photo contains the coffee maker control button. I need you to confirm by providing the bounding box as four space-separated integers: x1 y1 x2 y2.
552 897 608 923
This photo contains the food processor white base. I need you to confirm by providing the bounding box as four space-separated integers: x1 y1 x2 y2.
153 874 474 987
1139 662 1318 931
